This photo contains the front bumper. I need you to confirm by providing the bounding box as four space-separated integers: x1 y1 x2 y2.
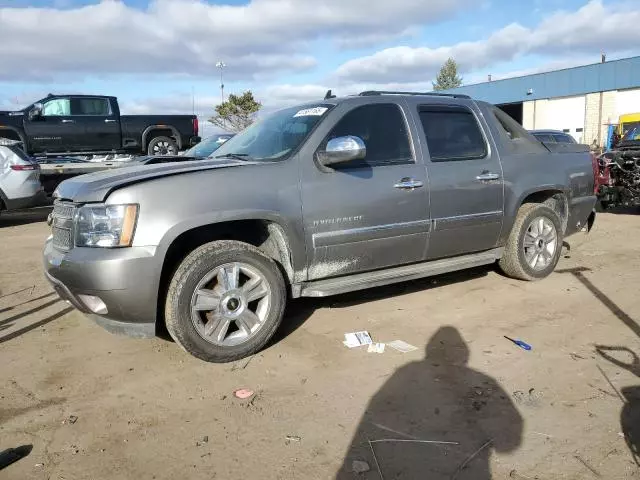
43 239 159 338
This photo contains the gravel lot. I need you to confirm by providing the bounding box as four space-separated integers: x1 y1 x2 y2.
1 207 640 479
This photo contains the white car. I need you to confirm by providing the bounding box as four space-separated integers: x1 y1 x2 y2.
0 139 46 213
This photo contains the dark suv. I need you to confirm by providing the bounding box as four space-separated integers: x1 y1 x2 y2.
44 91 597 362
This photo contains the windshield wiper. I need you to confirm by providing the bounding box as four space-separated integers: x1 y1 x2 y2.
215 153 254 161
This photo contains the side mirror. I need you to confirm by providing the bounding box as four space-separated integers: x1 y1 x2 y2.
318 135 366 167
28 103 43 121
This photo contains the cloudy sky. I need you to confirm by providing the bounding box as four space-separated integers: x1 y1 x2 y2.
1 0 639 134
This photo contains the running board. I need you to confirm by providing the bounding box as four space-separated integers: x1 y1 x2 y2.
298 248 502 298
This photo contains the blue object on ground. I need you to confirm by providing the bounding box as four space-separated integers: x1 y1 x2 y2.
504 336 532 351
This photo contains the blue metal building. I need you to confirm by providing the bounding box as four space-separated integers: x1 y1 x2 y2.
443 56 640 146
446 55 640 105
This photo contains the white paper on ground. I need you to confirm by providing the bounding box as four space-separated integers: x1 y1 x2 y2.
367 343 385 353
343 331 373 348
387 340 418 353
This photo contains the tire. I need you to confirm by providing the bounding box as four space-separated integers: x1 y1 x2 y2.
499 203 564 281
165 240 287 363
147 136 178 156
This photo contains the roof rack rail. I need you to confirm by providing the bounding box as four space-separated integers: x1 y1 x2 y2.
358 90 471 99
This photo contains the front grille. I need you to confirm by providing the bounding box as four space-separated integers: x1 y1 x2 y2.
51 201 76 251
53 203 74 219
52 227 73 250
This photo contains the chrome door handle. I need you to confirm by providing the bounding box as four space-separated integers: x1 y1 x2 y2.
104 119 117 123
61 119 75 124
394 178 424 190
476 172 500 182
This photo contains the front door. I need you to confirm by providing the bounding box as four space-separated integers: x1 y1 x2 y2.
299 101 430 280
71 97 121 151
412 101 504 260
25 97 82 153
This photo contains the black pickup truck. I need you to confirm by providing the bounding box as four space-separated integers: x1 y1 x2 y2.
0 94 200 157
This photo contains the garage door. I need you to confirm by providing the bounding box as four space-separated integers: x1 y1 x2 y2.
616 88 640 121
535 96 586 143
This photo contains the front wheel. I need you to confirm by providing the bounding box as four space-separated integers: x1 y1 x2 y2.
499 203 563 281
165 240 287 363
147 136 178 156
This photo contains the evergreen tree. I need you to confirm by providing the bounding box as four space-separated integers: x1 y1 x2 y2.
433 58 463 91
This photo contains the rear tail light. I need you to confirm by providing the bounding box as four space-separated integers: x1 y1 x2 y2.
10 164 38 171
590 153 598 194
193 117 199 136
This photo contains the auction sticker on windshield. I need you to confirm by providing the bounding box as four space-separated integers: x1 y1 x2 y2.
293 107 328 117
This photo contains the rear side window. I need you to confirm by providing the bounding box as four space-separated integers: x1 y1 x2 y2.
534 134 555 143
72 98 111 116
491 107 547 154
324 103 413 168
418 106 487 161
553 134 574 144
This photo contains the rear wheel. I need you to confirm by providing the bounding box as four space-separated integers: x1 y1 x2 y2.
165 240 287 363
499 203 563 281
147 136 178 156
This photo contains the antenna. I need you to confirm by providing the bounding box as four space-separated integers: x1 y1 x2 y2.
216 61 226 104
324 89 336 100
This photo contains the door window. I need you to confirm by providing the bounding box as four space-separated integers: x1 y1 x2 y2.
322 103 413 168
418 106 487 161
42 98 71 116
72 98 111 116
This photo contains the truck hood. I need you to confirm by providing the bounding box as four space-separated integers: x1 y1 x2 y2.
54 158 259 203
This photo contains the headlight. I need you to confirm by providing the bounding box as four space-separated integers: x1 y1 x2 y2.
75 204 138 248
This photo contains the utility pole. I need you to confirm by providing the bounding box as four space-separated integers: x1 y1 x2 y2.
216 61 226 104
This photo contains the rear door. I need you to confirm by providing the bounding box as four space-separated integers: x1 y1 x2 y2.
24 97 81 153
299 100 430 280
411 100 504 260
71 97 121 151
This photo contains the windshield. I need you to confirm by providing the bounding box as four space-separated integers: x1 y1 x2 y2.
183 133 235 158
621 123 640 142
214 104 333 161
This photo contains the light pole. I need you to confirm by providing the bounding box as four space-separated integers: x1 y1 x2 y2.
216 61 226 104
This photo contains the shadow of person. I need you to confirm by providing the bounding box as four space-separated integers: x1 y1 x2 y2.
596 345 640 466
621 386 640 466
336 326 523 479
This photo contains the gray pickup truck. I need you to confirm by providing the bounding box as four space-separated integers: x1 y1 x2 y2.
43 91 597 363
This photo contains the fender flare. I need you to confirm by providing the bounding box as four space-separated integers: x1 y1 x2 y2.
514 185 568 212
0 126 28 149
154 210 302 279
500 185 569 243
141 125 182 150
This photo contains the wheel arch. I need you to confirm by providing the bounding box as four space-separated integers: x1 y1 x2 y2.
142 125 181 150
520 188 569 234
155 217 297 327
0 127 27 148
502 186 569 243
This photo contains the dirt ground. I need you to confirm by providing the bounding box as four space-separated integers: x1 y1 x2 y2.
1 207 640 479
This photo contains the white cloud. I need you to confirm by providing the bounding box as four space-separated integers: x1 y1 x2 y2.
335 0 640 84
0 0 470 82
